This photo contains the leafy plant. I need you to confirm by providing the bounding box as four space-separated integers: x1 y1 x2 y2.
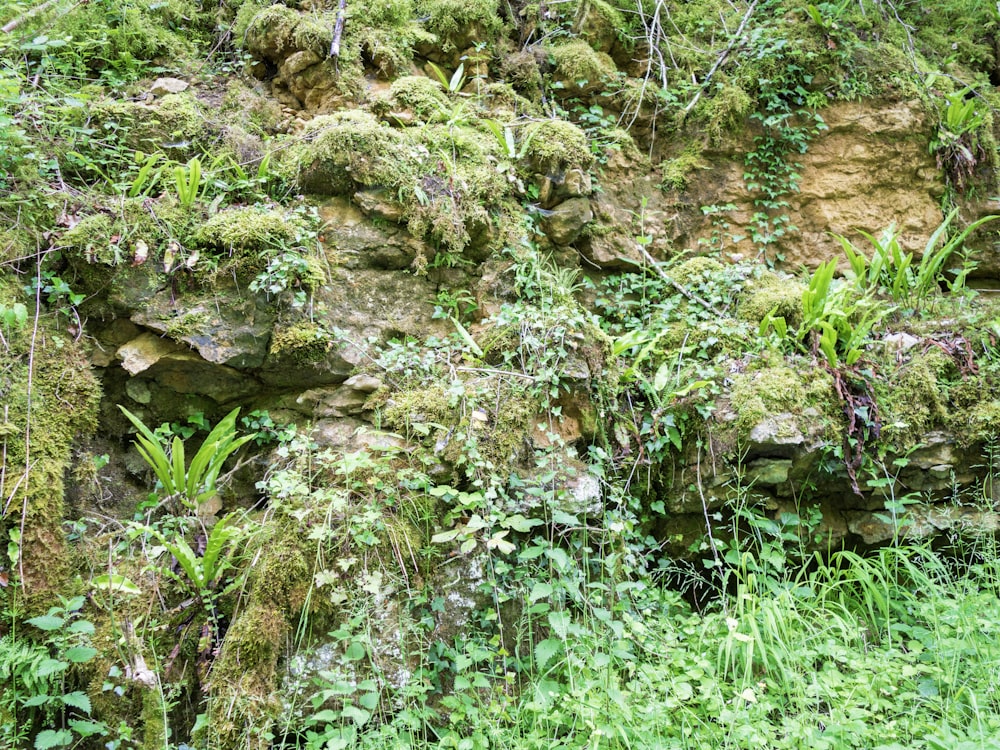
173 156 203 208
1 597 105 749
138 515 241 599
834 209 1000 308
119 406 256 510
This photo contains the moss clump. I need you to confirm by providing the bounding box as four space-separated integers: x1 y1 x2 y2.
878 348 951 448
383 380 535 474
291 113 515 257
414 0 504 51
548 39 618 90
670 257 726 286
204 525 313 750
696 80 754 143
575 0 627 54
0 276 101 609
290 111 413 195
269 322 333 363
385 76 450 120
737 272 803 330
350 0 435 78
0 228 34 265
245 4 320 59
729 363 838 438
194 208 301 254
84 94 209 158
658 144 707 192
521 119 594 176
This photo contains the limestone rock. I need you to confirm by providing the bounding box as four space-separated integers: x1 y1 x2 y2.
542 198 593 245
117 332 187 375
317 197 422 270
149 77 188 97
132 287 274 370
258 268 444 387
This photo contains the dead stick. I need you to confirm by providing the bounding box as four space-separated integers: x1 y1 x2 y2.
329 0 347 60
623 243 726 318
2 0 63 34
683 0 759 114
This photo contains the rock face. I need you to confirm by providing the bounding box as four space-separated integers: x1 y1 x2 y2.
685 99 945 267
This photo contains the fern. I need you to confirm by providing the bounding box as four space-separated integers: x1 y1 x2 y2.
119 406 256 509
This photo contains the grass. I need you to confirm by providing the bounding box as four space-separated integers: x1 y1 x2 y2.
272 528 1000 750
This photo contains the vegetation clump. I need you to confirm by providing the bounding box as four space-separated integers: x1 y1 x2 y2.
520 119 594 176
383 75 450 121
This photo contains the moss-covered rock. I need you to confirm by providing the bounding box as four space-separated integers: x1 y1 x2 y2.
414 0 505 53
0 276 101 610
203 524 313 750
194 207 303 254
290 111 414 195
382 75 450 121
521 119 594 177
548 39 618 95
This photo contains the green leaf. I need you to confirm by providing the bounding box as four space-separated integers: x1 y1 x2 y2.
534 638 563 670
92 574 141 595
68 719 106 738
310 709 340 724
502 514 541 533
529 582 553 602
34 729 73 750
36 658 68 678
548 611 570 639
61 691 92 713
26 615 64 631
65 646 98 664
344 641 366 662
341 705 371 726
358 692 379 710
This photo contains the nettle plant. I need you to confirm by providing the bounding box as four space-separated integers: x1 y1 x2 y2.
1 597 105 749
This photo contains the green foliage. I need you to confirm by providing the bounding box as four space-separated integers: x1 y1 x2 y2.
119 406 256 511
835 209 1000 309
138 515 241 596
1 597 104 749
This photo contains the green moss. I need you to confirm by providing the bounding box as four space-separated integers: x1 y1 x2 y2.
414 0 504 51
737 272 803 330
0 276 101 609
290 111 413 195
194 208 301 254
548 39 618 89
141 689 167 750
383 381 535 473
291 113 515 256
1 228 37 265
729 363 838 438
695 81 753 143
204 524 313 750
245 4 313 59
575 0 627 53
269 322 333 363
385 76 450 120
670 257 725 286
86 94 209 157
879 348 951 448
521 119 594 176
658 144 707 192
